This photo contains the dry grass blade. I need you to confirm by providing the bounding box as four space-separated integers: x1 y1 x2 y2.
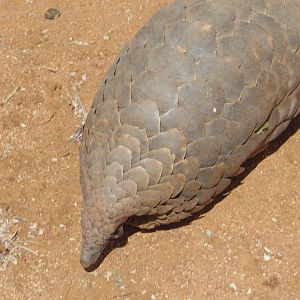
0 207 37 271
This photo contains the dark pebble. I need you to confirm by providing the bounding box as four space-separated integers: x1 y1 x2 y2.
45 8 61 20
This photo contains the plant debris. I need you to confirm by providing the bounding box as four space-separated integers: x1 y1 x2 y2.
256 121 269 135
0 207 37 271
69 39 96 46
114 270 125 289
68 83 87 143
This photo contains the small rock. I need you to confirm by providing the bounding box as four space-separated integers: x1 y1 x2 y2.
263 253 271 262
41 29 49 35
151 295 157 300
263 246 273 261
82 74 88 81
45 8 61 20
103 35 110 41
229 283 237 291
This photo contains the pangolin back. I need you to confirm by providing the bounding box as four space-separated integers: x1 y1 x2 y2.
80 0 300 268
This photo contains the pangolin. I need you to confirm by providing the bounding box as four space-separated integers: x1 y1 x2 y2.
79 0 300 269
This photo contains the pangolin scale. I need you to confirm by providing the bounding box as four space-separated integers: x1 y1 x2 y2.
80 0 300 269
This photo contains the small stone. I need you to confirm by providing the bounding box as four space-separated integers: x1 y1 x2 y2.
246 288 252 295
38 229 44 235
151 295 157 300
103 35 110 41
45 8 61 20
20 123 26 128
21 49 31 54
82 74 88 81
229 283 237 291
263 253 271 261
42 29 49 35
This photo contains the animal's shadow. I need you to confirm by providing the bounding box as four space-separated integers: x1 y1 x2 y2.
84 114 300 272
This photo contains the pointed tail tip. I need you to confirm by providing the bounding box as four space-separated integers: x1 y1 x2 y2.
80 249 99 270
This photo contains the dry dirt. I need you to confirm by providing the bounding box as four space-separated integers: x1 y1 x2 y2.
0 1 299 299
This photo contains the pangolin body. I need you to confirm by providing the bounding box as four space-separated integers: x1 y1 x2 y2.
80 0 300 269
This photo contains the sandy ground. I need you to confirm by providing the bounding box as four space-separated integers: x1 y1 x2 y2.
0 1 299 299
